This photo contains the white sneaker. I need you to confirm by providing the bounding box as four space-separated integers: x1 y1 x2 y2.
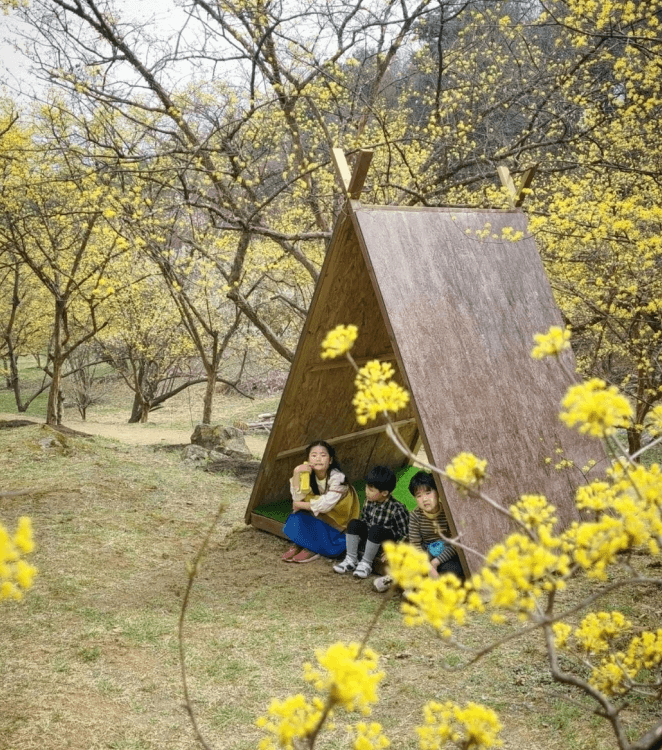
333 556 357 573
373 575 393 593
353 560 372 579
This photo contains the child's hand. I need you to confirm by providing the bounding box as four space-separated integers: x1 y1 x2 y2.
294 463 311 475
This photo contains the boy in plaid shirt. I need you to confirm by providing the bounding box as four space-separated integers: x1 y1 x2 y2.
333 465 409 579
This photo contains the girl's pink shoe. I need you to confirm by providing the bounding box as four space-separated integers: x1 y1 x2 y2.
281 546 301 561
292 549 320 563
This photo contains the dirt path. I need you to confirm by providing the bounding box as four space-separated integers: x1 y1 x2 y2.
0 411 268 454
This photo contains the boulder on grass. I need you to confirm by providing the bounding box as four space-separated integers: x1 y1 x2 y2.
190 424 222 450
190 423 251 459
182 444 209 462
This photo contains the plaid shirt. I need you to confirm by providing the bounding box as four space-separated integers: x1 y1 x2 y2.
360 495 409 541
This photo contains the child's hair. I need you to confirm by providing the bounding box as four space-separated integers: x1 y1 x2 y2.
408 470 437 496
365 465 396 494
306 440 342 495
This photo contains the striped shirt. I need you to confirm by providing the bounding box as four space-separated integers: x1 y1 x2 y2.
408 506 458 565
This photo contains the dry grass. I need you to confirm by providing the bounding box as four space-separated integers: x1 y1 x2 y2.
1 404 660 750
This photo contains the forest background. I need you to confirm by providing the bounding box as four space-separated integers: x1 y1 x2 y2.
1 0 661 450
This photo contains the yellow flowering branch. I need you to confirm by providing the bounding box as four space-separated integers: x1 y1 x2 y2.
315 325 662 750
1 516 37 602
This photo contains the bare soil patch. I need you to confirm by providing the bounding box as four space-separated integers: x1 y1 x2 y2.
0 411 268 454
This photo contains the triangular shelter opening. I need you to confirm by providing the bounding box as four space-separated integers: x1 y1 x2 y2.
245 201 596 574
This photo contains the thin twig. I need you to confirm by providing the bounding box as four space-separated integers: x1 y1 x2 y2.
178 503 226 750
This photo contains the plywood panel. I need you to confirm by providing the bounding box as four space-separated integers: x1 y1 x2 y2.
246 209 418 522
352 206 597 572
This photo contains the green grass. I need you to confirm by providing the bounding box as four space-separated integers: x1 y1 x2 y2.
1 401 660 750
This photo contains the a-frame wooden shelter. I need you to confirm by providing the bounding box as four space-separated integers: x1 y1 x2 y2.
245 154 596 574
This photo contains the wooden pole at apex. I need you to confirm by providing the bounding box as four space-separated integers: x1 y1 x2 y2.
331 148 373 200
497 164 538 208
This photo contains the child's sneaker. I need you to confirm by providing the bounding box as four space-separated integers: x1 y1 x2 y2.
353 560 372 579
373 575 393 593
333 556 357 573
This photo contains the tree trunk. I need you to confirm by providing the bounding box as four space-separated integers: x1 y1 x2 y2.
6 344 25 412
201 366 217 425
128 390 150 423
627 426 642 457
46 358 63 425
46 299 65 426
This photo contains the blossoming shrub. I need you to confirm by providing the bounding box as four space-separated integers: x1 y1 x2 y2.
255 325 661 750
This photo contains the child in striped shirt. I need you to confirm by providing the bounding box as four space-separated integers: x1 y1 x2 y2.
374 470 462 592
407 471 462 578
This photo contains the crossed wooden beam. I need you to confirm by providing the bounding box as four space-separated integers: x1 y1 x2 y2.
497 164 538 208
330 147 373 200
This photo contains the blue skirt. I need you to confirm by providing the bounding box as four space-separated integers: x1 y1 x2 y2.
283 512 346 558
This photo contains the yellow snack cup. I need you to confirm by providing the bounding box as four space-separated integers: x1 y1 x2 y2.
299 470 311 492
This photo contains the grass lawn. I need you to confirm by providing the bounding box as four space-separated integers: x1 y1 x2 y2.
1 379 660 750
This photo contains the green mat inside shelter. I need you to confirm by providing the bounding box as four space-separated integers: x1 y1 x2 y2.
252 465 421 525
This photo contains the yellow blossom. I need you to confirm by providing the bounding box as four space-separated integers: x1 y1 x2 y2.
417 701 503 750
383 541 430 590
559 378 633 437
304 642 384 715
445 452 488 488
353 360 410 425
320 324 358 359
1 517 37 602
510 495 558 536
256 694 325 750
575 611 632 655
349 721 391 750
531 326 572 359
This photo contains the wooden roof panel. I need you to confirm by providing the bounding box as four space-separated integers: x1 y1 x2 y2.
352 206 595 571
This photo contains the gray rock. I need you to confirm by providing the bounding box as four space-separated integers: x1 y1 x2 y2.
182 444 209 462
190 424 222 449
218 437 253 461
190 422 252 458
220 425 244 441
39 436 63 451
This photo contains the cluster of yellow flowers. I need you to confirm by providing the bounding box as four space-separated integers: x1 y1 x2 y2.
257 642 385 749
320 324 359 359
480 532 570 615
319 326 410 425
530 325 571 359
572 611 632 655
386 444 661 628
1 517 37 601
353 361 410 426
444 453 488 489
304 642 384 715
563 462 662 578
349 721 390 750
560 378 633 438
554 615 662 696
256 694 325 750
417 701 503 750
